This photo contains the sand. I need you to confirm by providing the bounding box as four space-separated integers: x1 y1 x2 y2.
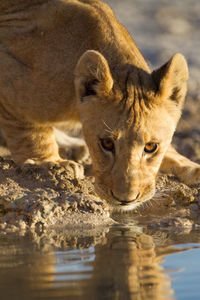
0 0 200 239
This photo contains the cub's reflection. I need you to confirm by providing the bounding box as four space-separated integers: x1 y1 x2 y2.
1 226 193 300
32 227 177 299
89 228 174 300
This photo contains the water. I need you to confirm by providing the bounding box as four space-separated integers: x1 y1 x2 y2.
163 246 200 300
1 224 200 300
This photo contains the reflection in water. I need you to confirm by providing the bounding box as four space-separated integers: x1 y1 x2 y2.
54 248 95 285
1 226 198 300
90 228 174 300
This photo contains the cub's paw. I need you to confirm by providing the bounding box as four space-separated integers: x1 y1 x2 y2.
54 127 89 163
20 158 84 180
177 165 200 185
187 166 200 185
23 158 36 165
60 143 89 163
58 159 84 180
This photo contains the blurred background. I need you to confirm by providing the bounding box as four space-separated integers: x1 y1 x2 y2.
104 0 200 163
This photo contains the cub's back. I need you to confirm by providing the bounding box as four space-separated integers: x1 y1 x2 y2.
0 0 147 123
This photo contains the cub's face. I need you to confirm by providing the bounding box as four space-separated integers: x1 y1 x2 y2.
78 100 176 211
75 50 188 211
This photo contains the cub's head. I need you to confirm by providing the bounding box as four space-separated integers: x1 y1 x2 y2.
75 50 188 211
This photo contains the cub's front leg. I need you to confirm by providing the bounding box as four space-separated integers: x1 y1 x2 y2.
0 114 84 179
160 145 200 185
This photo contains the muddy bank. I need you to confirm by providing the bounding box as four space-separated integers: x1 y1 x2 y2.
125 174 200 231
0 157 113 235
1 153 200 238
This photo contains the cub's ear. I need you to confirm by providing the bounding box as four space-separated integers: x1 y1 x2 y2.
152 53 188 108
74 50 113 101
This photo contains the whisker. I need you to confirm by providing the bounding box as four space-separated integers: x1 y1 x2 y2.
102 120 113 133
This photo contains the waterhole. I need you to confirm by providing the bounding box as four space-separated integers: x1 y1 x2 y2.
0 223 200 300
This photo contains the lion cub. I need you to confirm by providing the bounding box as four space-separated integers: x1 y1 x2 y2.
0 0 199 211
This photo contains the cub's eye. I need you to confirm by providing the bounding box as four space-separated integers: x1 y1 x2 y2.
144 142 158 154
100 138 114 152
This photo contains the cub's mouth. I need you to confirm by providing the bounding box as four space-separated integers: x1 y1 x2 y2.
110 190 140 205
95 183 155 212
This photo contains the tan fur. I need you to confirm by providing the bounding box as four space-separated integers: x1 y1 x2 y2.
0 0 199 211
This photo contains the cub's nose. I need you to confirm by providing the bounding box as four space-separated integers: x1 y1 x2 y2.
111 190 140 205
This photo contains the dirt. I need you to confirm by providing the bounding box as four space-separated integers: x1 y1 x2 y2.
0 157 114 235
0 0 200 239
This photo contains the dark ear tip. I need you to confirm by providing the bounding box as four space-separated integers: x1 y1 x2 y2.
81 79 99 100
